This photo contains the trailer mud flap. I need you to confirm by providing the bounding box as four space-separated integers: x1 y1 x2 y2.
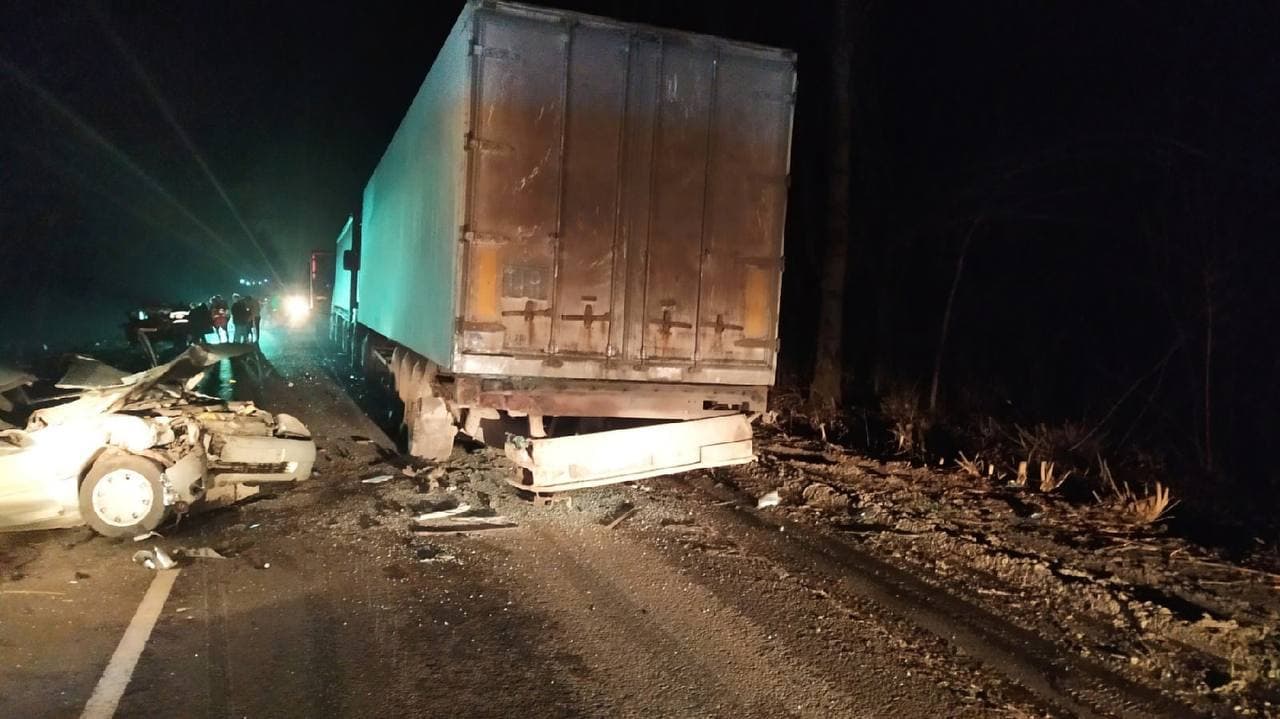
504 414 754 493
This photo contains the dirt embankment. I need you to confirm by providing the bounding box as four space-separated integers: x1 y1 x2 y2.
710 437 1280 717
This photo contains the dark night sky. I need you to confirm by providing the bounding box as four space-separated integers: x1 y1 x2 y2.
2 1 1278 488
3 1 1273 342
0 2 466 346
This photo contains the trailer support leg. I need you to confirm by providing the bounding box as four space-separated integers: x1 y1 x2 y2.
408 397 457 461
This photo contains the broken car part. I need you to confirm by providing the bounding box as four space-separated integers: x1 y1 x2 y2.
0 344 316 536
504 414 755 493
131 545 177 571
757 490 781 509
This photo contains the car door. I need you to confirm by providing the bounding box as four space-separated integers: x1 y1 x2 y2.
0 426 101 531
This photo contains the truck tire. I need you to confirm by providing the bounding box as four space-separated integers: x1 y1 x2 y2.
79 455 170 538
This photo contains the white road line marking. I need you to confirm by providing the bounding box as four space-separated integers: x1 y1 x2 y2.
80 569 180 719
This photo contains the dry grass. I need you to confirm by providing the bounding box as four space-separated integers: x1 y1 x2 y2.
956 452 983 478
1012 459 1028 488
1097 458 1177 524
967 418 1098 490
1012 421 1094 461
881 385 930 455
1127 481 1176 524
1037 460 1071 493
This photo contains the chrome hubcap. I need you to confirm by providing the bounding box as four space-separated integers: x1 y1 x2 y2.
91 469 153 527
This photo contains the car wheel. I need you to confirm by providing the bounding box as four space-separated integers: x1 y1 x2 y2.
79 455 170 538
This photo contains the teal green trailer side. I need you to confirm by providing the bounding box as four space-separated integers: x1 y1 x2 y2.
356 5 474 366
332 216 354 315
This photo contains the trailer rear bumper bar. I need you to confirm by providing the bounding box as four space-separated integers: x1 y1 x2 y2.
504 414 754 493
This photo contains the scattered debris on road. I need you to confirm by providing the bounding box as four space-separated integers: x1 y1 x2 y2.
605 505 641 530
361 475 393 484
756 490 780 508
799 482 853 512
413 503 471 521
413 543 459 564
410 515 517 535
131 546 177 570
175 547 225 560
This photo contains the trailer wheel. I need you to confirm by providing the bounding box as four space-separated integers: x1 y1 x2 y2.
79 455 170 538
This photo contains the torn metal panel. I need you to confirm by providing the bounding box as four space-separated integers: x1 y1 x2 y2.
213 435 315 483
504 414 754 492
30 343 252 429
0 366 36 414
273 413 311 439
0 366 36 395
410 515 517 534
101 415 160 453
202 482 259 507
195 410 274 439
55 355 131 390
163 448 206 504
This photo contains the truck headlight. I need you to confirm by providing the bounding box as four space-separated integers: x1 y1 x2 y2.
285 295 310 324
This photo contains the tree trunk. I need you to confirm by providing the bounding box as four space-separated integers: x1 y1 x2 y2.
1202 266 1214 472
929 219 979 414
810 0 852 410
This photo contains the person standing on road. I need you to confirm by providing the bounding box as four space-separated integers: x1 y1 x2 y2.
188 301 213 344
231 293 251 343
245 294 262 343
210 294 229 343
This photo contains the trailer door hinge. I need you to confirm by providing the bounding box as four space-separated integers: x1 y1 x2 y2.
471 43 517 61
559 304 610 330
465 133 514 155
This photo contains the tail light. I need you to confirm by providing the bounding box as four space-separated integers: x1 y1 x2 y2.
468 243 501 323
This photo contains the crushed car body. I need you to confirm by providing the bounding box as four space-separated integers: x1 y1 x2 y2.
0 365 36 417
0 344 314 536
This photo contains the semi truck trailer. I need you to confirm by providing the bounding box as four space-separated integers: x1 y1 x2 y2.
331 0 796 495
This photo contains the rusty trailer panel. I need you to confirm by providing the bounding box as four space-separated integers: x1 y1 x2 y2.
453 376 766 421
352 1 795 390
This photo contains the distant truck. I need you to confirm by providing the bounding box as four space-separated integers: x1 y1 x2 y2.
331 1 795 495
308 250 335 312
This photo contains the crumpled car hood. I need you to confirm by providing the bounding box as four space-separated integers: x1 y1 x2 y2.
29 344 253 429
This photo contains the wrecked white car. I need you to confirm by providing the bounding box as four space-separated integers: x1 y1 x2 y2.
0 345 314 537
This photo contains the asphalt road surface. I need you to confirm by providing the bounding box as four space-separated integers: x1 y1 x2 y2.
0 324 1199 718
